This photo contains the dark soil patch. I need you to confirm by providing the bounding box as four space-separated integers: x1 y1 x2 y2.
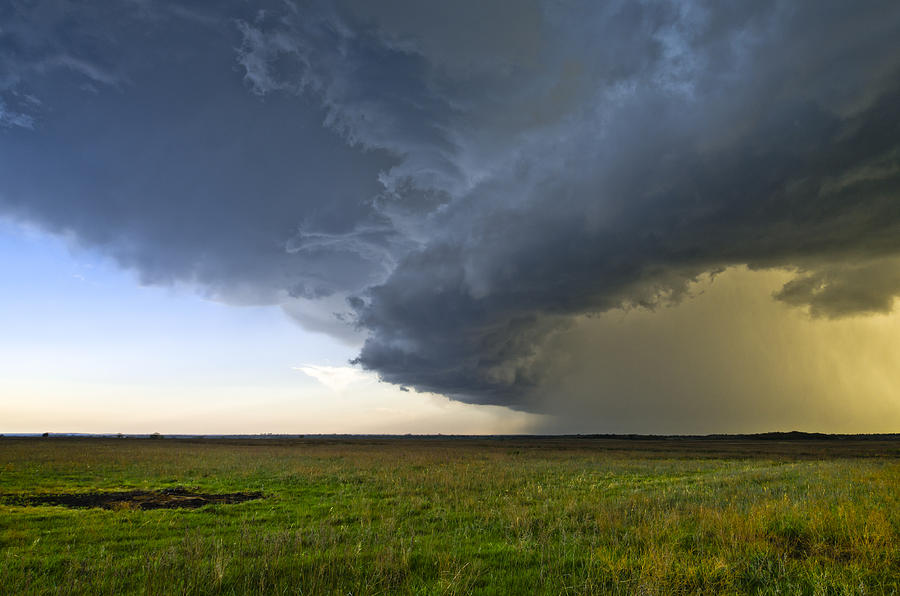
4 486 263 510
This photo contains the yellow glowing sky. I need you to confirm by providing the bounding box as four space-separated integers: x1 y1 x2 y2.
533 266 900 434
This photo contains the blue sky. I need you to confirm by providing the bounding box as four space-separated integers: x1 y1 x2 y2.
0 219 539 433
0 218 340 387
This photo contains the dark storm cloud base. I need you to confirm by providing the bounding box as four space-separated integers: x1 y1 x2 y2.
2 0 900 410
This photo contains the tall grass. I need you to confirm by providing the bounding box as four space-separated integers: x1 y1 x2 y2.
1 438 898 594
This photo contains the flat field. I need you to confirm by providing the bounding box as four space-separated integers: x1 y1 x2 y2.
1 436 899 594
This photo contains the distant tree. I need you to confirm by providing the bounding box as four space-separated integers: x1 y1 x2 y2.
116 433 125 439
42 432 49 438
150 432 163 440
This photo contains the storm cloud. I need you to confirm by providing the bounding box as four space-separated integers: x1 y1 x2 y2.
3 1 900 412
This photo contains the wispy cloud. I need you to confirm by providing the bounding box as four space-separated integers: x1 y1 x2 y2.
0 100 35 129
292 364 371 392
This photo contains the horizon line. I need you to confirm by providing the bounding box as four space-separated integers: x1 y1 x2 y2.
4 431 900 440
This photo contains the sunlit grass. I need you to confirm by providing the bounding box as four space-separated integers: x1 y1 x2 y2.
1 438 898 594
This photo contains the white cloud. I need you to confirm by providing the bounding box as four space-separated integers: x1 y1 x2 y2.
293 364 372 392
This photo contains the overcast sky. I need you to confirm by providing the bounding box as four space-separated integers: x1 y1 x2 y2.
2 0 900 434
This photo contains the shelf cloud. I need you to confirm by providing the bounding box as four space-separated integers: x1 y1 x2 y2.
3 0 900 418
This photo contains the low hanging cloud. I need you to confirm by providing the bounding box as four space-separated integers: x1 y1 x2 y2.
2 0 900 413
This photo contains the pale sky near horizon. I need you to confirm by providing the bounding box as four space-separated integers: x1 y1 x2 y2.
2 1 900 434
0 220 541 434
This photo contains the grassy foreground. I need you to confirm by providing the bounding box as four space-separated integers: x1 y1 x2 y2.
1 437 899 595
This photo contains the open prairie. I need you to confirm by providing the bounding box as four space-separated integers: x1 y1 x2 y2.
2 436 899 594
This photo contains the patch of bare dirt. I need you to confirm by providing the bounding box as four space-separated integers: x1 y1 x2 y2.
4 486 263 510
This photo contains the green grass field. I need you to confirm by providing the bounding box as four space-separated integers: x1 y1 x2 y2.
2 437 899 594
